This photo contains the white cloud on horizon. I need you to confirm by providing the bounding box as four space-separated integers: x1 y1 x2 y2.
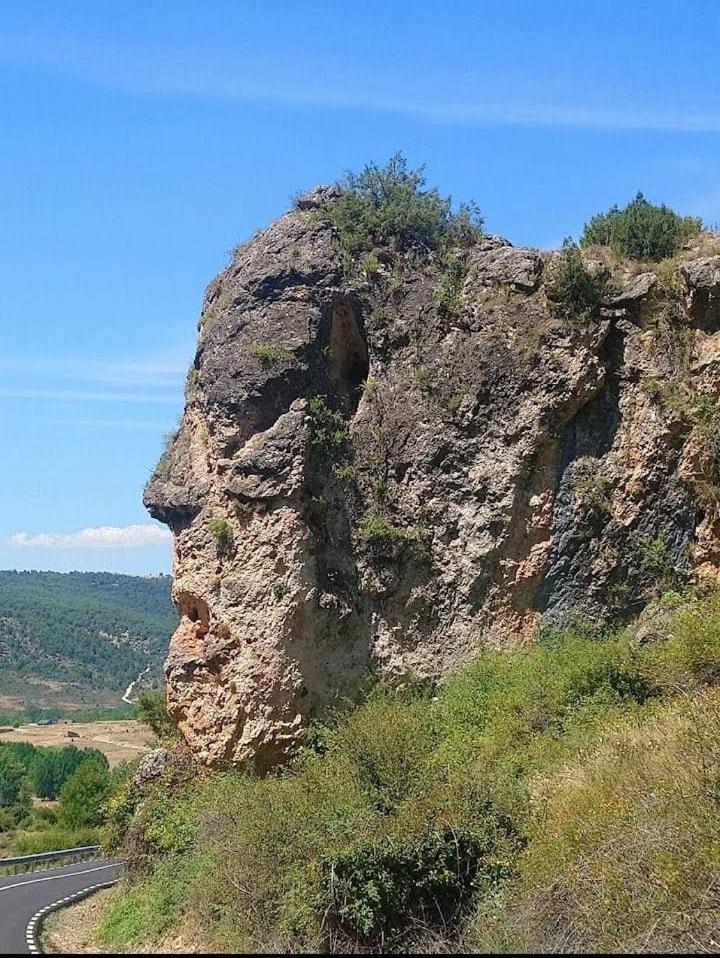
8 524 172 549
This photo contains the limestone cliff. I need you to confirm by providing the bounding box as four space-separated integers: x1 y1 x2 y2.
145 187 720 769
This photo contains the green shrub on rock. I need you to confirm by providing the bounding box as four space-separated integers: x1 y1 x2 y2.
323 153 483 255
136 691 177 741
581 192 701 261
208 518 233 554
545 239 603 321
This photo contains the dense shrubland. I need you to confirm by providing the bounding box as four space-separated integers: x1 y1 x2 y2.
97 587 720 954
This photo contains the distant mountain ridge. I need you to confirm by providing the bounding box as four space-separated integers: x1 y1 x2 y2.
0 570 176 717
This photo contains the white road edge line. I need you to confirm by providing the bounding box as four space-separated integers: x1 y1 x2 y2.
0 862 118 894
25 876 122 955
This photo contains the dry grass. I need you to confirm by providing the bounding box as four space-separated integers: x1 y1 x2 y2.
0 720 151 768
42 887 114 954
466 688 720 954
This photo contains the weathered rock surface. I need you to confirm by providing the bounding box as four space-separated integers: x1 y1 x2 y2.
145 199 720 769
133 747 169 789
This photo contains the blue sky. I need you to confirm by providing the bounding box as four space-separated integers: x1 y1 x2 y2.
1 0 719 575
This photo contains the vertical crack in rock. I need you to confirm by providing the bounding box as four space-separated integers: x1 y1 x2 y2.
539 322 626 619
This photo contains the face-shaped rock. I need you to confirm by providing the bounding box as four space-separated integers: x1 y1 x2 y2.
146 194 720 771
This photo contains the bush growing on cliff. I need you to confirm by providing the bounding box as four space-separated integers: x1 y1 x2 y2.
136 691 177 741
248 341 295 364
307 394 350 467
581 192 701 261
208 518 233 554
323 153 483 255
436 249 468 317
545 239 603 321
358 514 432 561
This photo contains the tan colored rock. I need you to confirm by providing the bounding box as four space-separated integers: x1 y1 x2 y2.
145 202 720 769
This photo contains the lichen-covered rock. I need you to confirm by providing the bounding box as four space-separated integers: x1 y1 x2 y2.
608 271 657 307
132 747 169 789
465 239 544 292
145 201 720 769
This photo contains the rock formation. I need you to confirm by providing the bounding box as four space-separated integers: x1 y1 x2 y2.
145 188 720 769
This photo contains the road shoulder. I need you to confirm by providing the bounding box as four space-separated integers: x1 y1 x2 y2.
41 885 113 954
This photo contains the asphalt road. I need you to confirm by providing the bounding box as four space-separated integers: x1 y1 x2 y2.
0 858 123 954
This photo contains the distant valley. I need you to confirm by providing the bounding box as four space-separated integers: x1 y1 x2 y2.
0 571 176 720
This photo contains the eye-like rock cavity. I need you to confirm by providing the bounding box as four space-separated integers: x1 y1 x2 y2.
144 197 720 770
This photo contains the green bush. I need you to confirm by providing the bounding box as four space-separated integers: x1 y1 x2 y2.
633 532 684 594
135 691 177 741
208 518 233 553
57 761 112 830
322 153 482 255
545 239 603 321
307 395 349 462
436 249 468 317
102 767 139 853
581 192 701 261
248 342 295 364
357 514 431 560
324 820 517 944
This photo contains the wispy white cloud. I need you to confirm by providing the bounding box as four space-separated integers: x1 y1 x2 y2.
0 355 187 387
0 387 179 404
0 350 187 417
9 524 172 549
1 31 720 133
41 417 173 430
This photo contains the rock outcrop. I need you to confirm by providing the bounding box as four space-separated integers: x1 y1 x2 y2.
145 195 720 769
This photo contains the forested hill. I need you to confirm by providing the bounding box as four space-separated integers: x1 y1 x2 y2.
0 571 176 717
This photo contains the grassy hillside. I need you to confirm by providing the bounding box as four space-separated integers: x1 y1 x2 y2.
97 587 720 954
0 571 176 717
